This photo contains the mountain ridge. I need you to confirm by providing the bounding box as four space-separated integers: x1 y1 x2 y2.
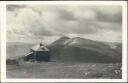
48 36 122 62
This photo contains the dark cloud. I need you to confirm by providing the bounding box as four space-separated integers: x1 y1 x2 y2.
7 5 26 11
96 9 122 24
94 5 122 24
58 8 76 21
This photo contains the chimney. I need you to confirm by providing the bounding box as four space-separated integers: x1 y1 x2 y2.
40 43 43 46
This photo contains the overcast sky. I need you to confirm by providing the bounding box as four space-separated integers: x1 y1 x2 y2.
6 5 122 43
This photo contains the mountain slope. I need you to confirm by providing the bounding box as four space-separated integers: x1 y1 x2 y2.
48 37 122 62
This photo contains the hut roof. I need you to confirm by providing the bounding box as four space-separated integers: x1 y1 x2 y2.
31 44 49 51
25 52 33 56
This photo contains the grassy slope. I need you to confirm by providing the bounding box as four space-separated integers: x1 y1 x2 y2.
6 40 122 78
6 42 34 59
49 37 122 62
7 62 121 78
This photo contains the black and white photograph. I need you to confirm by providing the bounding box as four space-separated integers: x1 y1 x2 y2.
0 1 127 82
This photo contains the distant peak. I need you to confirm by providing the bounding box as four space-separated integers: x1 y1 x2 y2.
65 37 97 46
49 36 70 46
71 37 96 42
72 37 83 40
69 37 86 42
59 36 70 39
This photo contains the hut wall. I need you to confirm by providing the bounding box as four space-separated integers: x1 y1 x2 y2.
25 53 35 61
36 51 50 61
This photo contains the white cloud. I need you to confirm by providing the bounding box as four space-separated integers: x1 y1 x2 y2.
6 5 122 43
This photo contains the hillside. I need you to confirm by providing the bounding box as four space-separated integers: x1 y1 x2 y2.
6 42 34 59
6 37 122 78
48 36 122 63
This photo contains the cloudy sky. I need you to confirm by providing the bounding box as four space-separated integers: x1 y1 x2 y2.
6 5 122 44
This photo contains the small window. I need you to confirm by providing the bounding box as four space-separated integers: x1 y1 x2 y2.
41 47 45 50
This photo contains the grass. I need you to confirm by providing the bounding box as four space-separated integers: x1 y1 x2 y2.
6 42 122 79
7 62 121 78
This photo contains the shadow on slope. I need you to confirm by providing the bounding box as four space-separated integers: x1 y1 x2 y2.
48 36 122 63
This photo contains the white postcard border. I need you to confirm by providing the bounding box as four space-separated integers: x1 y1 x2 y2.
0 1 127 82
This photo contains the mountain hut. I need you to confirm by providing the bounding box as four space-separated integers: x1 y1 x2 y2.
24 43 50 61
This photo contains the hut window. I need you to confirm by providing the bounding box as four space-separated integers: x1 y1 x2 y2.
41 47 45 50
